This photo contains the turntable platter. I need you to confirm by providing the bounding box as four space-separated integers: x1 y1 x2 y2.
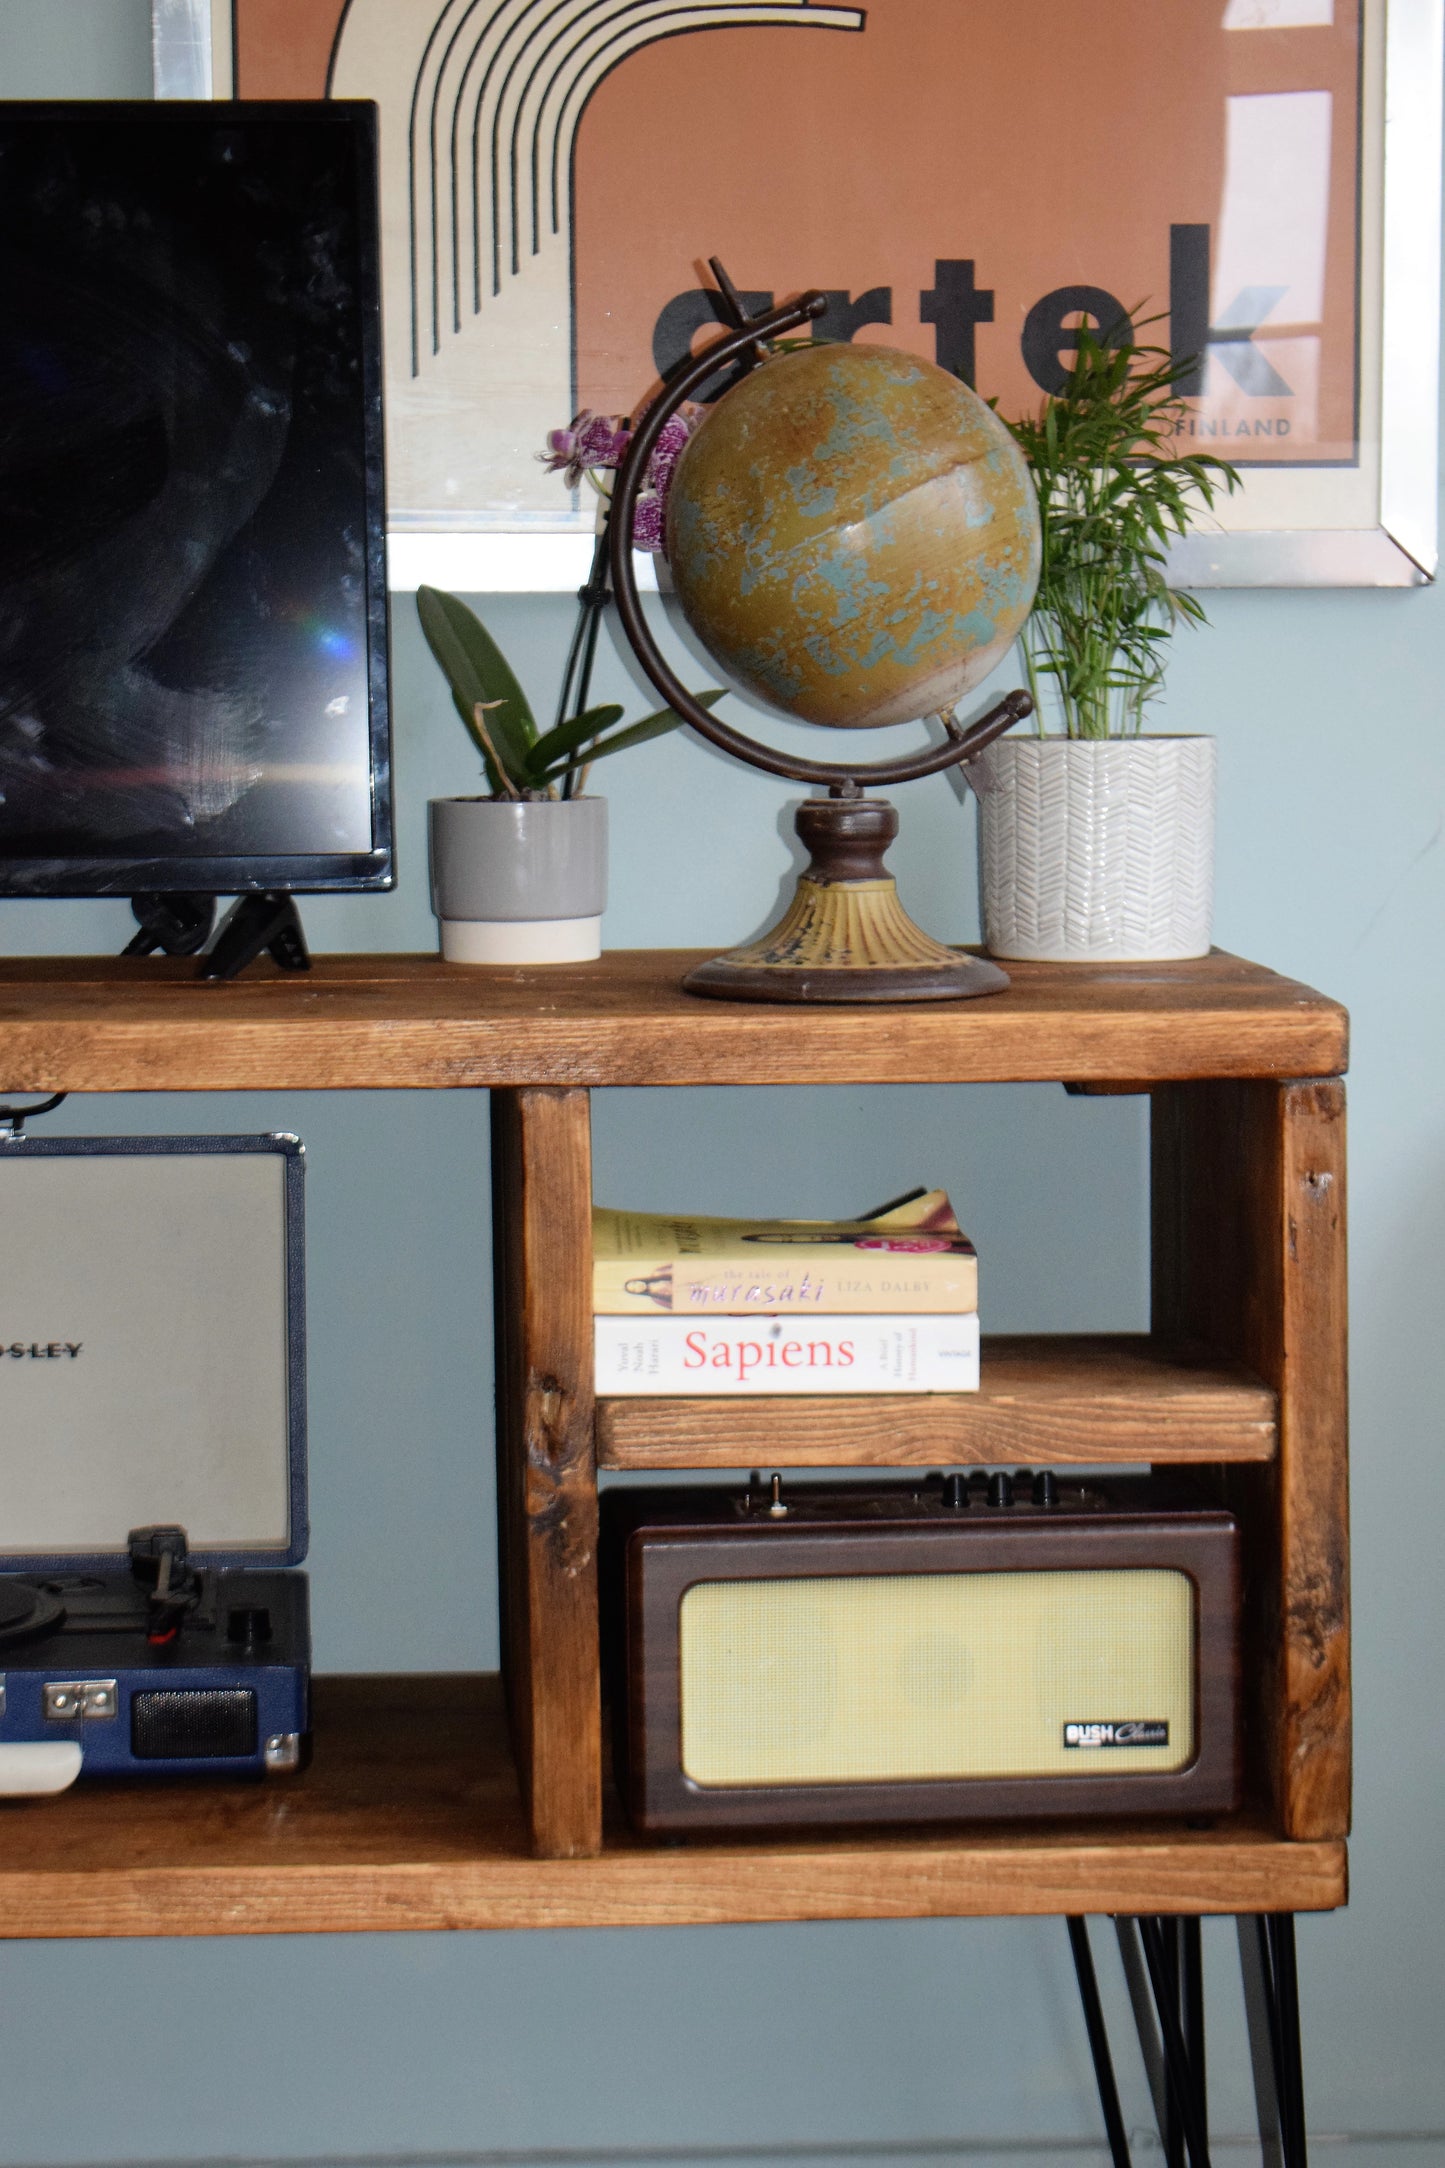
0 1579 64 1643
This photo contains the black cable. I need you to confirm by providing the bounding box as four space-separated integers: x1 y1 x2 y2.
0 1092 67 1136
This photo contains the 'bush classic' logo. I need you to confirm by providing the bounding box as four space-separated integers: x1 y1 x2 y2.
1064 1720 1169 1749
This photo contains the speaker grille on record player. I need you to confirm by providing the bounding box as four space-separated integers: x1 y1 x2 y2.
131 1689 258 1760
679 1569 1194 1786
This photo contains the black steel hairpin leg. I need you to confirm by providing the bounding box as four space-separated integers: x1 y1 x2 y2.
1159 1918 1207 2164
1066 1918 1134 2168
1182 1918 1208 2159
1114 1917 1203 2164
1240 1915 1309 2168
1268 1917 1308 2168
1138 1917 1213 2168
1158 1918 1185 2167
1115 1917 1168 2136
1075 1914 1307 2168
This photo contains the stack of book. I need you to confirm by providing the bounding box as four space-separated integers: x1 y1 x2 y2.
593 1188 979 1396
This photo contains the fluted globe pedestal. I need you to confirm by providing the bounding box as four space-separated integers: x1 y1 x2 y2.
684 798 1008 1004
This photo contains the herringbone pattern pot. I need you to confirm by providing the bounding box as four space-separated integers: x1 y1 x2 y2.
973 735 1216 961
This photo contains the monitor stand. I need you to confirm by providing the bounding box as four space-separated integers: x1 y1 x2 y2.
122 893 311 980
198 893 311 982
124 894 217 959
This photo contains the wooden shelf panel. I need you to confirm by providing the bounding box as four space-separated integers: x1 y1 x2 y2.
0 1677 1343 1938
0 950 1347 1093
597 1335 1277 1469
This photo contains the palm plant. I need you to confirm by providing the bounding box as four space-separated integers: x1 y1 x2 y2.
1004 326 1240 739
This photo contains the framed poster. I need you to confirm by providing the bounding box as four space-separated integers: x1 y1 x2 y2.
153 0 1441 590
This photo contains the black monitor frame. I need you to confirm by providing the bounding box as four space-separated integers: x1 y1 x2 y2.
0 100 393 902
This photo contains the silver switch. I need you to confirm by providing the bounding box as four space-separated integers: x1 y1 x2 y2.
43 1680 118 1722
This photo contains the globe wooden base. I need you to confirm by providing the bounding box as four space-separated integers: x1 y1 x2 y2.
682 797 1010 1006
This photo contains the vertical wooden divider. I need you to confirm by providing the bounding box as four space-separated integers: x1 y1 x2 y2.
491 1086 601 1858
1152 1078 1349 1841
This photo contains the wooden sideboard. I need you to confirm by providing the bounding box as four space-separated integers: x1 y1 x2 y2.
0 949 1348 1936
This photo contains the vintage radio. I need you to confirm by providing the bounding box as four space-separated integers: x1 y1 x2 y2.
0 1133 310 1789
604 1473 1240 1834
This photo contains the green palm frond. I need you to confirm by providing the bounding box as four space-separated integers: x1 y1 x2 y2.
1003 321 1239 738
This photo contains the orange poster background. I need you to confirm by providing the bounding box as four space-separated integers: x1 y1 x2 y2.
234 0 344 97
236 0 1361 468
570 0 1361 463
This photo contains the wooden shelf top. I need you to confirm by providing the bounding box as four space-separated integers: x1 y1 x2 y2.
597 1335 1277 1468
0 950 1346 1093
0 1677 1344 1938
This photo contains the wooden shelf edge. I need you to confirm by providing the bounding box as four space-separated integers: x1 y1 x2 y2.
0 950 1348 1092
597 1335 1278 1468
0 1678 1342 1939
0 1834 1346 1939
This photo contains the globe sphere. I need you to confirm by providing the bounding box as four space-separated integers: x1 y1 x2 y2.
665 342 1040 731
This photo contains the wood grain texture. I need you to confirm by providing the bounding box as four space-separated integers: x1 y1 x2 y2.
1152 1081 1349 1842
0 1677 1344 1938
597 1336 1277 1467
491 1089 601 1857
0 950 1347 1092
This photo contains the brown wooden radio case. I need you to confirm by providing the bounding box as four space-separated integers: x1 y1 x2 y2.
603 1475 1241 1836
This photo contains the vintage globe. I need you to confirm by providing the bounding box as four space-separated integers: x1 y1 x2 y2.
664 342 1041 732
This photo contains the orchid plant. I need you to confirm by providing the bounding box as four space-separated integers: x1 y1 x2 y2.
416 403 712 802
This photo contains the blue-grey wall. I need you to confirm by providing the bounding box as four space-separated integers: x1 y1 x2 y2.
0 9 1441 2162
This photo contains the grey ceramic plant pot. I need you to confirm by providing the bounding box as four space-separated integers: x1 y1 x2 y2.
428 796 608 964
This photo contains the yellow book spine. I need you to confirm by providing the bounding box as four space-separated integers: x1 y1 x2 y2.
593 1207 978 1316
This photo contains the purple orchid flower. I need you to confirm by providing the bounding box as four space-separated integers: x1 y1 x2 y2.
630 492 665 554
541 403 702 553
541 410 631 490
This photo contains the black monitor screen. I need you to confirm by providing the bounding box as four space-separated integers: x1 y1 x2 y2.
0 102 390 895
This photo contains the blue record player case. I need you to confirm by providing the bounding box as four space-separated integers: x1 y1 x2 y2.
0 1134 310 1782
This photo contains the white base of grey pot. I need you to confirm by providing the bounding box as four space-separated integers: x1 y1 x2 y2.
429 796 607 966
973 735 1216 962
440 915 601 964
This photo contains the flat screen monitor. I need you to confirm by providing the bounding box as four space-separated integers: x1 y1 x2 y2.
0 101 391 903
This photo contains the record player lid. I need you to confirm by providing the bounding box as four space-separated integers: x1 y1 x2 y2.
0 1134 306 1570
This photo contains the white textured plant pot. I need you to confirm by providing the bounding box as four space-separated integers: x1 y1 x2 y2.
973 735 1215 962
429 796 607 964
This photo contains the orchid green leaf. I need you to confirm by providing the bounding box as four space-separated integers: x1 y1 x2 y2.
417 586 538 786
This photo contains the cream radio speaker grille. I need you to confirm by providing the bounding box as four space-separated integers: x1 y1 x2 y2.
604 1477 1240 1834
680 1569 1194 1786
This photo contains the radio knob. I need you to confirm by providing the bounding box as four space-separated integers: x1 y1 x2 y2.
942 1473 967 1510
987 1472 1013 1508
1032 1469 1059 1508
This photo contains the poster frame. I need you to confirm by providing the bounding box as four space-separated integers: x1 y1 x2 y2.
152 0 1442 591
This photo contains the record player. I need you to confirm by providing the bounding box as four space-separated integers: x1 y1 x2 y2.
0 1133 310 1785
